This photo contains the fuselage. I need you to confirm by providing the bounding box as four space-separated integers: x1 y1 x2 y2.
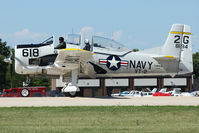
92 52 166 77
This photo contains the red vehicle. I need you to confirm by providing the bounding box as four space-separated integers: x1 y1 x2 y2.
152 92 171 96
2 87 46 97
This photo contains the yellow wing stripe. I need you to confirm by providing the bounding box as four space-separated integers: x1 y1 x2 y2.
170 31 191 35
61 48 87 51
61 48 94 55
164 55 174 58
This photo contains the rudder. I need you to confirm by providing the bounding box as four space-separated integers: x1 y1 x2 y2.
162 24 193 74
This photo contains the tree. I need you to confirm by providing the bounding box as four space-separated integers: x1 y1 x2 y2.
29 77 50 90
193 52 199 78
0 38 10 90
132 49 139 52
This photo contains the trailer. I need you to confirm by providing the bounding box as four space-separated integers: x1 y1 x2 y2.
2 87 46 97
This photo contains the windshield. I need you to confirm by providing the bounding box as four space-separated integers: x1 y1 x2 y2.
121 91 129 94
41 36 53 44
92 36 128 51
175 90 181 94
67 34 81 45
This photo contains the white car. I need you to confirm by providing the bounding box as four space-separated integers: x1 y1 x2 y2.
169 88 196 96
111 90 145 97
111 91 134 97
111 88 158 97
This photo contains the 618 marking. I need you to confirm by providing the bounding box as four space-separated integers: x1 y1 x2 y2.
22 49 39 57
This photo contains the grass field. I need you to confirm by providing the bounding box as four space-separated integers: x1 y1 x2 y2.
0 106 199 133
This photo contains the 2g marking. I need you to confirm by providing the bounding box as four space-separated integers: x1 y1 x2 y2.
22 49 39 57
174 35 189 44
174 35 189 48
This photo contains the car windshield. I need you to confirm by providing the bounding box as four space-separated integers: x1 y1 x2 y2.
67 34 81 45
121 91 129 94
92 36 128 51
175 90 181 94
159 88 167 93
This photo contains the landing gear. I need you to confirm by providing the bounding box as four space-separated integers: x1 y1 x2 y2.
63 92 77 97
69 92 77 97
61 69 80 97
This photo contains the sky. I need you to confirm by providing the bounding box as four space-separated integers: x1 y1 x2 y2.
0 0 199 52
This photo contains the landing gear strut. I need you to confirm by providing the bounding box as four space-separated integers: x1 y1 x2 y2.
62 69 80 97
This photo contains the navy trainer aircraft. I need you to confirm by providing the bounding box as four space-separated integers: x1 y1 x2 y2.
11 24 193 96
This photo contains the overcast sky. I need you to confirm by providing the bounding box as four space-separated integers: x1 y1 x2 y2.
0 0 199 52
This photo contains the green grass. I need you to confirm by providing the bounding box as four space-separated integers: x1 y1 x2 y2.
0 106 199 133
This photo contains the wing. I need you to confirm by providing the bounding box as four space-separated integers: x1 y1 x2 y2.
54 49 95 77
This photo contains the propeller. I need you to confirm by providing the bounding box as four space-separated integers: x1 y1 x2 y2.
3 50 13 64
4 50 14 88
4 50 30 88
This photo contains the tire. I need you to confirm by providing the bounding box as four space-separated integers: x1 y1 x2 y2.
62 92 77 97
21 89 30 97
68 92 77 97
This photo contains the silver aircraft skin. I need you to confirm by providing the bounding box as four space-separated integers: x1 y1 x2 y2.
14 24 193 94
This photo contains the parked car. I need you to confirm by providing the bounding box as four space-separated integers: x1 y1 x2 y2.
111 88 158 97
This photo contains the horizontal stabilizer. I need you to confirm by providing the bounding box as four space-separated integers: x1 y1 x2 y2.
153 55 179 61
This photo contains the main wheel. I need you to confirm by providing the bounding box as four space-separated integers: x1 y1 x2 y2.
69 92 77 97
62 92 77 97
21 89 30 97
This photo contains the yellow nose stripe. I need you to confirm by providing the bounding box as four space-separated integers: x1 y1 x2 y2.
61 48 94 55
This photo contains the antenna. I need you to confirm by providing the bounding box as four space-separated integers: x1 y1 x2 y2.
83 32 85 44
111 30 113 40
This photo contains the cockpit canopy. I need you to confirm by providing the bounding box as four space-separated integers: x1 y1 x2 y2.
92 36 128 50
67 34 81 45
66 34 130 55
16 36 54 48
16 34 129 56
92 36 130 55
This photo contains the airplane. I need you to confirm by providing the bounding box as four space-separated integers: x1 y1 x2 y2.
10 24 192 96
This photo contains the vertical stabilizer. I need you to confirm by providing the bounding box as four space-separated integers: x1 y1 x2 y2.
162 24 193 74
162 24 184 57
